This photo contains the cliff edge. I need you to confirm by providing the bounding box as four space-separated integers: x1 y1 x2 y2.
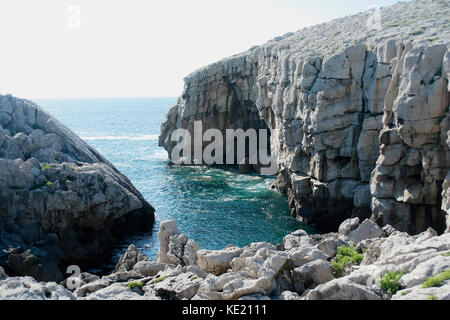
160 0 450 233
0 94 155 281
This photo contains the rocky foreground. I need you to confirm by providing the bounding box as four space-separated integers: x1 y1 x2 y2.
0 94 155 282
1 218 448 300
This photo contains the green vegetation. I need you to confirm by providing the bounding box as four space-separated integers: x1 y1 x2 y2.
153 275 170 284
428 294 438 300
41 164 51 171
386 22 400 28
422 270 450 288
29 181 53 191
426 37 439 42
191 276 199 281
127 281 144 289
401 291 408 296
442 252 450 257
380 271 404 295
409 30 423 36
332 245 364 277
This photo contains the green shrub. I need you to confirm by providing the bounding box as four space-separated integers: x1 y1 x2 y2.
386 23 400 27
422 270 450 288
127 281 144 289
409 30 423 36
332 245 364 277
380 271 404 295
153 275 170 284
428 294 438 300
41 164 51 171
442 252 450 257
45 181 53 187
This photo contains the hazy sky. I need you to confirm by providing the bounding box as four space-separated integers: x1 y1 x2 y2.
0 0 407 99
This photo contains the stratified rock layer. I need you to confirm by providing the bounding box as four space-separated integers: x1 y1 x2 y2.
0 94 155 281
160 0 450 233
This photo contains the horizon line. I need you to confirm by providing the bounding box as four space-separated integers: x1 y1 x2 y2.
30 96 180 100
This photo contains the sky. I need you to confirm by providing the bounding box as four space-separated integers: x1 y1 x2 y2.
0 0 408 99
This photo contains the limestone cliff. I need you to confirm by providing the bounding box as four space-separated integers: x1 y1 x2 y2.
160 0 450 233
0 94 155 281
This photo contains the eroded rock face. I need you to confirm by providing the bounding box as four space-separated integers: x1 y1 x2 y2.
159 0 449 233
0 94 155 281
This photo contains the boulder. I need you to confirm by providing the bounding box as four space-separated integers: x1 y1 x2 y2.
197 246 243 276
147 272 203 300
222 276 276 300
133 261 167 277
283 230 315 250
75 279 110 297
399 255 450 289
0 276 75 300
114 244 150 272
338 217 360 235
278 290 301 300
79 283 146 300
316 237 346 258
348 219 385 244
392 281 450 300
287 246 328 268
157 220 201 266
291 260 334 293
305 277 381 300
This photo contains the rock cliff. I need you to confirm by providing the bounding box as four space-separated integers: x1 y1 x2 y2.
0 94 155 281
160 0 450 233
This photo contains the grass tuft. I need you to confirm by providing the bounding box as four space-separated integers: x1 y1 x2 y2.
127 281 144 289
153 275 171 284
332 245 364 277
422 270 450 288
380 271 404 295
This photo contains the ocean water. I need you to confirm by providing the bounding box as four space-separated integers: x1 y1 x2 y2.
35 97 318 268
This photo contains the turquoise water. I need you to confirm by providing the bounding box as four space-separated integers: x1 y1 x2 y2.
35 98 317 266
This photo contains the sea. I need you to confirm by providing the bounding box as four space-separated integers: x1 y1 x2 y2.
35 97 319 270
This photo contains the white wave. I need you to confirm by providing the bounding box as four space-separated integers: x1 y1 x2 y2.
82 134 159 141
148 149 168 160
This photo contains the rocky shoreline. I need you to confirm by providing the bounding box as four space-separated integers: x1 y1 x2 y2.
0 94 155 282
1 218 448 300
1 0 449 301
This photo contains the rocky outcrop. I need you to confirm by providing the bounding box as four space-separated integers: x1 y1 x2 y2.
2 218 448 300
0 94 155 281
159 0 450 233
